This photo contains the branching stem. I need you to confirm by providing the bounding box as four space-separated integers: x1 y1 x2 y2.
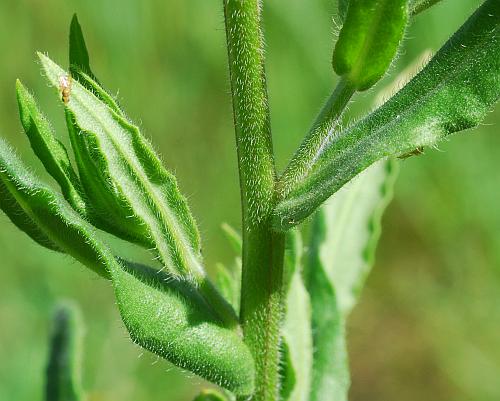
278 78 355 199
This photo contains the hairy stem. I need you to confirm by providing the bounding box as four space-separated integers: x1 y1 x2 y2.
278 79 355 200
223 0 285 400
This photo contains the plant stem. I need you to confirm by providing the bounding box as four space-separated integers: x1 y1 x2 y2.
223 1 285 400
278 78 355 199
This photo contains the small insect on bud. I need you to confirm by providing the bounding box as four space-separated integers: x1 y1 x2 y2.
59 75 72 104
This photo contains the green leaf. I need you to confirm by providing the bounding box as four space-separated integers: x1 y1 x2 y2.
221 223 242 254
0 141 255 395
319 160 397 315
410 0 444 16
39 53 204 281
215 262 241 312
305 213 349 401
69 14 95 81
332 0 408 91
0 139 108 277
45 302 84 401
273 0 500 230
281 230 313 401
16 80 86 215
114 260 255 396
69 15 124 117
304 159 397 401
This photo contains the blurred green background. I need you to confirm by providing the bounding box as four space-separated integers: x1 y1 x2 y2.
0 0 498 400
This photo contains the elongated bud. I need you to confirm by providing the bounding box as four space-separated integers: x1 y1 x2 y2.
332 0 408 91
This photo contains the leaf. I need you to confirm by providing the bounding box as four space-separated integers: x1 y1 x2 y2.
409 0 444 16
0 139 108 277
319 160 397 315
215 223 242 312
114 260 255 396
273 0 500 230
305 213 349 401
0 141 255 395
221 222 242 254
215 262 240 312
16 80 86 215
304 159 397 401
281 230 313 401
45 302 85 401
69 14 124 116
332 0 408 91
39 53 204 282
69 14 96 82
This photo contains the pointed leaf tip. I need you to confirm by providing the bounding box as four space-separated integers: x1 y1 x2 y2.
69 14 93 78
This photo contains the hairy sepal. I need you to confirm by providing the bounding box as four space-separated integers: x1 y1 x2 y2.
274 0 500 230
0 142 255 395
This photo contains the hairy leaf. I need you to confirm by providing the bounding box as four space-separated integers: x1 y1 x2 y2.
0 141 255 395
16 80 86 214
0 139 107 276
305 159 396 401
114 261 255 396
281 230 313 401
45 303 84 401
39 53 204 281
332 0 408 91
273 0 500 230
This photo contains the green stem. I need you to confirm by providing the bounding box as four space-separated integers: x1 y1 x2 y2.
223 1 285 400
240 228 285 401
278 78 355 199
